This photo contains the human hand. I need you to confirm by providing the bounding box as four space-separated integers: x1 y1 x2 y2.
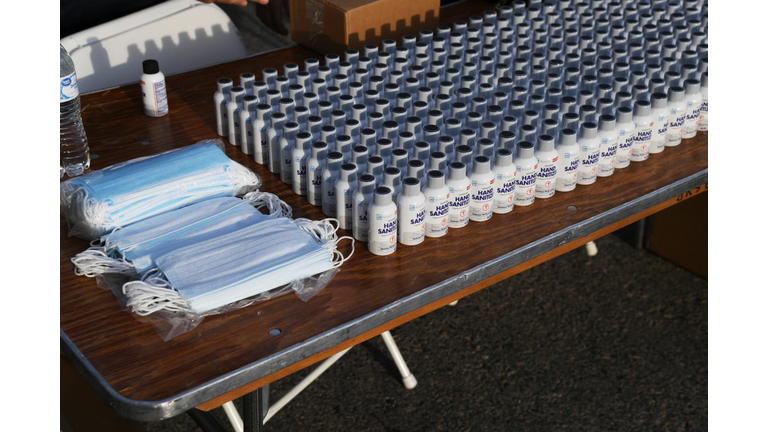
197 0 269 6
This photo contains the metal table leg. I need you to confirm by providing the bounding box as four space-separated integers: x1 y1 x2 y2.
187 408 228 432
242 384 269 432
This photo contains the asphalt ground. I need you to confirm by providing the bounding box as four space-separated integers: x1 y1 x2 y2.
143 232 708 432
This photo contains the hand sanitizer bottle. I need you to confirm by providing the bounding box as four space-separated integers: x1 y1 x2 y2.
307 141 328 206
492 148 516 214
597 114 619 176
555 128 580 191
368 186 398 256
446 161 471 228
353 174 376 242
577 121 601 185
423 170 450 238
534 134 558 198
398 177 427 245
514 141 540 206
469 155 496 221
336 163 359 230
649 93 670 154
614 107 636 169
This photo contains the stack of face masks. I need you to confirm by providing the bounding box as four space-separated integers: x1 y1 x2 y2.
122 217 354 316
71 191 292 278
60 139 261 240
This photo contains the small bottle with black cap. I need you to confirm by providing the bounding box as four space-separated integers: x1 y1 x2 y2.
335 163 359 230
397 177 427 246
141 59 168 117
631 100 653 162
469 155 496 222
597 114 619 177
368 186 398 256
514 141 540 206
214 77 233 136
424 170 451 238
555 128 580 192
492 148 516 214
649 93 670 154
535 134 558 198
307 141 328 206
446 162 471 228
321 151 344 217
577 122 601 184
353 174 377 242
614 107 636 169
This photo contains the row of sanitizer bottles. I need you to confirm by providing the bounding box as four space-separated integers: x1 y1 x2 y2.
212 0 707 256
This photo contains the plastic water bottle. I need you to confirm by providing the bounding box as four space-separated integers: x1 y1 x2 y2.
60 44 90 177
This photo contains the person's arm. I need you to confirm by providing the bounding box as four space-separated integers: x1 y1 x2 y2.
197 0 269 6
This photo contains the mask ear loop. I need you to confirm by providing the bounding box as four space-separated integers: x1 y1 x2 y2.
122 269 193 316
71 247 136 277
243 191 293 218
226 160 262 195
330 235 355 268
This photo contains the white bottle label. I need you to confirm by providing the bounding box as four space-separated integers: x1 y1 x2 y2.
152 80 168 115
354 198 370 242
556 152 579 191
597 137 618 176
369 211 397 255
631 126 652 161
448 184 470 228
615 128 635 168
698 98 708 131
60 71 79 102
399 202 426 245
293 156 307 195
666 111 685 146
578 148 600 184
535 158 557 198
682 102 701 138
425 193 450 237
322 175 337 217
470 179 495 221
493 172 516 213
515 168 537 206
649 115 668 153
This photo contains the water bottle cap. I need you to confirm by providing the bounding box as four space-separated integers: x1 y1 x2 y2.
516 141 535 159
448 162 467 180
374 186 393 205
402 177 422 196
311 141 328 155
559 128 578 146
616 107 633 123
598 114 616 131
537 134 556 152
360 173 376 185
426 170 446 189
143 59 160 74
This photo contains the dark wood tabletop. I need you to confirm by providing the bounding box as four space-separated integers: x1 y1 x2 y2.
60 0 708 422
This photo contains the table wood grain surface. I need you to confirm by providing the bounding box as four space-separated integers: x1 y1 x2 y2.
60 0 708 421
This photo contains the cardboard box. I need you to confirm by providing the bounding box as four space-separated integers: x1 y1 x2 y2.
290 0 441 55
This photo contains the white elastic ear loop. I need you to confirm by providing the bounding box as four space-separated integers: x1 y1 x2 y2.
295 218 340 243
71 247 136 277
226 160 262 194
331 235 355 268
243 191 293 218
122 269 192 316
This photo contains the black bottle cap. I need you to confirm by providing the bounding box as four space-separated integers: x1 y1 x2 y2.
142 59 159 74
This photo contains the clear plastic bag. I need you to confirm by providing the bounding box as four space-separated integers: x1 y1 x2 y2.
90 218 354 341
60 139 261 240
94 267 339 341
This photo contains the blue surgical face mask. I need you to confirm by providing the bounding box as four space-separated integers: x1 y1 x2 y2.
122 218 354 315
71 191 291 277
60 139 261 240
